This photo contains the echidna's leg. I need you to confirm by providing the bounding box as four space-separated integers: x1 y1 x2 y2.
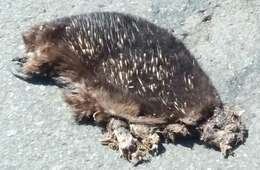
198 107 247 157
63 90 98 123
102 118 139 163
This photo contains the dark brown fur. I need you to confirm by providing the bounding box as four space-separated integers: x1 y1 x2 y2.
12 12 247 163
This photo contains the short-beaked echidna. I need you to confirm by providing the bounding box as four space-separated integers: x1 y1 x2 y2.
12 12 247 164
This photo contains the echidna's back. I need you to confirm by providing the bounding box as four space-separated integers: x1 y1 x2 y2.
53 12 222 124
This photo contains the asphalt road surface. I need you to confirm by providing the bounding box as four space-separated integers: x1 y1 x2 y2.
1 0 260 169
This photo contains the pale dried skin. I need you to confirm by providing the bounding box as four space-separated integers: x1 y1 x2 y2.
130 124 161 157
108 119 137 160
163 123 191 142
101 119 161 164
199 107 247 156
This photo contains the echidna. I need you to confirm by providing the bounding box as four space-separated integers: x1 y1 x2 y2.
12 12 247 164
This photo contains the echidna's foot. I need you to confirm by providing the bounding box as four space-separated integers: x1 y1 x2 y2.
101 129 143 164
103 120 162 164
130 124 161 162
11 44 57 82
105 118 139 163
115 127 138 160
163 123 191 143
199 106 247 157
11 51 46 81
11 55 31 80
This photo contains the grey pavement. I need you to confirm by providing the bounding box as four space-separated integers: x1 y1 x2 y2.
0 0 260 169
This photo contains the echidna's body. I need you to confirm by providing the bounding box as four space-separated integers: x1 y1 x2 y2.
12 12 247 163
